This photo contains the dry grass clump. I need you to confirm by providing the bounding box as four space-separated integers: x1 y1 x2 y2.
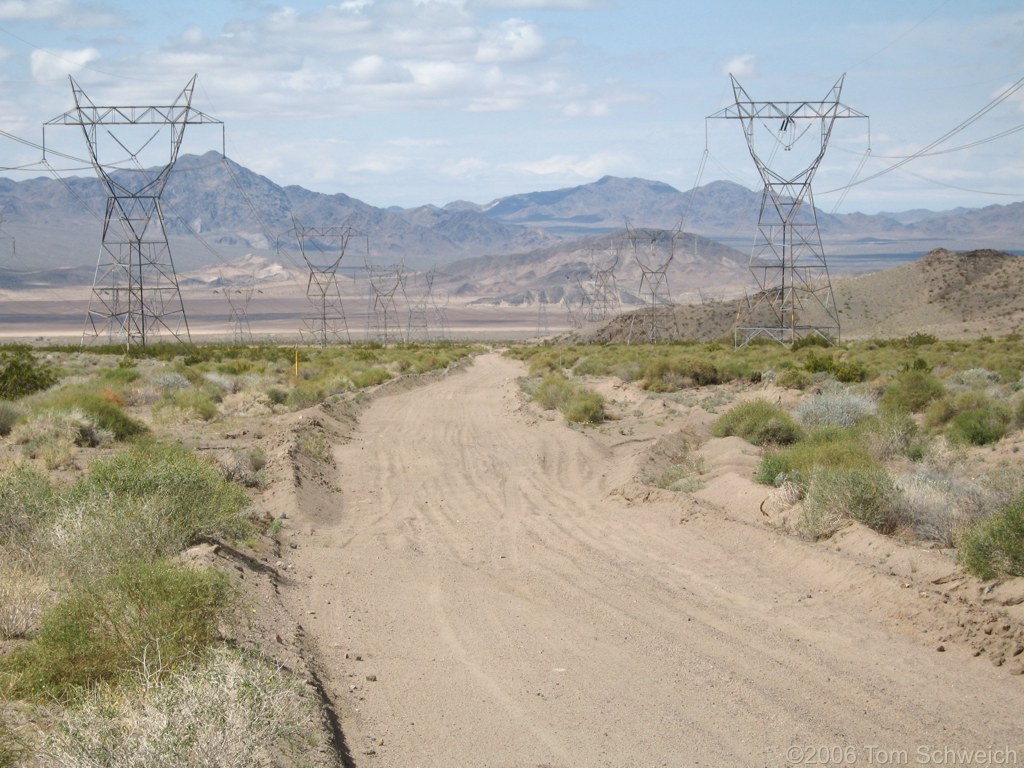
800 468 906 540
795 388 877 429
0 563 51 640
528 373 606 425
958 493 1024 580
37 647 319 768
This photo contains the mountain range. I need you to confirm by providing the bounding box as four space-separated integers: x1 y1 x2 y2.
0 150 1021 290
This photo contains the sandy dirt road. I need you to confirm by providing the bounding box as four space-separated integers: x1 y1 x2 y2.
285 353 1024 767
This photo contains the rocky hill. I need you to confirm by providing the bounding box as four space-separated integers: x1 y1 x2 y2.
1 153 1022 285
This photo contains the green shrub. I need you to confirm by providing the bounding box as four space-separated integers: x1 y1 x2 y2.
0 401 21 436
2 561 230 700
72 441 252 545
803 467 905 537
0 464 56 551
351 366 392 389
0 347 58 399
957 494 1024 580
754 451 792 486
945 401 1012 446
641 357 721 392
831 360 869 383
155 389 218 422
882 369 945 413
561 389 605 425
775 368 812 390
535 373 575 411
713 399 803 446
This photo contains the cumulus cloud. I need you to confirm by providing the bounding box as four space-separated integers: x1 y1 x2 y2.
0 0 67 20
346 55 414 85
723 54 758 79
476 19 544 63
30 47 100 81
508 151 625 178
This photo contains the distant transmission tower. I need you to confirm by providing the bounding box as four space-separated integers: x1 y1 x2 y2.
587 247 621 322
622 224 679 342
709 74 867 346
293 218 365 348
45 76 222 352
218 271 260 344
366 261 405 343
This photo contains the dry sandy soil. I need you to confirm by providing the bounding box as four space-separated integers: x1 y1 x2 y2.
242 352 1024 767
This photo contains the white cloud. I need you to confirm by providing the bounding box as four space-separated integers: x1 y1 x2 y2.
562 100 609 118
349 153 409 174
508 151 625 178
442 157 488 176
30 47 100 81
469 0 601 8
476 19 544 63
346 55 414 85
0 0 67 20
722 54 758 79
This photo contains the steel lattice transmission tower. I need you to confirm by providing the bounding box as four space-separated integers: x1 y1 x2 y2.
45 76 222 351
622 224 680 343
217 271 260 344
292 218 364 348
365 262 405 343
709 74 867 346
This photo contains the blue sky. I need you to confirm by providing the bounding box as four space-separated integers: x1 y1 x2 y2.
0 0 1020 214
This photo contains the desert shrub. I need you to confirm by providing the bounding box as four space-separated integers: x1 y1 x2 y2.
0 463 54 552
153 371 191 392
791 335 832 351
882 369 945 413
948 367 1001 391
802 468 905 539
957 494 1024 580
641 357 721 392
775 367 813 390
754 451 794 487
72 441 252 545
2 561 230 700
0 346 58 399
221 447 268 488
350 366 392 389
0 563 50 639
295 430 332 465
154 389 219 422
531 373 604 424
38 647 318 768
10 409 108 468
561 389 605 425
534 373 575 411
755 426 878 486
713 399 803 446
796 389 877 428
63 390 147 440
0 401 21 436
898 470 975 546
860 412 926 462
945 400 1012 446
285 381 326 409
923 397 957 429
0 716 27 768
831 359 869 384
98 365 140 385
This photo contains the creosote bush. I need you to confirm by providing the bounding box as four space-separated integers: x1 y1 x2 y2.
713 399 803 446
2 561 230 701
532 373 605 424
957 494 1024 580
0 346 58 399
802 467 905 539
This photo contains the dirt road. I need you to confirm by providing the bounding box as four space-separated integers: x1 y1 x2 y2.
284 353 1024 767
